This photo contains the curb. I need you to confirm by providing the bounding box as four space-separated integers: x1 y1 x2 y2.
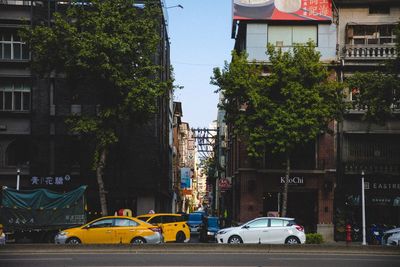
1 243 399 255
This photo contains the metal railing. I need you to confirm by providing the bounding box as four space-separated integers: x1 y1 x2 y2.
343 161 400 174
0 0 32 5
346 100 400 112
342 44 397 60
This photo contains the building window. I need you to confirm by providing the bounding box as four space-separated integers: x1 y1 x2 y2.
369 5 390 15
0 32 29 60
268 25 317 47
0 81 31 111
346 24 396 45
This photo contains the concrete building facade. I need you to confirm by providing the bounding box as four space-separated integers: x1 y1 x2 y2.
0 1 173 221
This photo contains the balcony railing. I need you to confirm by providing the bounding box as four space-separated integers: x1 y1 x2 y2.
0 0 32 5
346 100 400 113
342 44 397 60
343 161 400 174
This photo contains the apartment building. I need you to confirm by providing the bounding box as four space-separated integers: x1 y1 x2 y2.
334 0 400 241
0 1 173 219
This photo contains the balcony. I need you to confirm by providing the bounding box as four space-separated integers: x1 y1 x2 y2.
347 100 400 113
0 0 31 5
342 44 397 60
343 161 400 174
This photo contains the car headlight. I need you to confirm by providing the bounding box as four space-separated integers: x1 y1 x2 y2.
217 230 228 235
207 231 214 235
58 231 68 236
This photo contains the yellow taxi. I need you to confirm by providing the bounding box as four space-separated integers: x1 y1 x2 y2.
136 213 190 242
54 216 163 244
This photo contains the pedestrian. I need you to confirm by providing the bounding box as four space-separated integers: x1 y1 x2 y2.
0 224 5 245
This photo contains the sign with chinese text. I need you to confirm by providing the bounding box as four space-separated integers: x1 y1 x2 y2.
180 168 191 189
233 0 332 21
30 174 72 186
218 177 232 191
1 186 86 230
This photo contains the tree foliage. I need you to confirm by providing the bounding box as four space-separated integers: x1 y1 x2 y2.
212 43 346 157
347 72 399 123
211 42 346 216
21 0 171 215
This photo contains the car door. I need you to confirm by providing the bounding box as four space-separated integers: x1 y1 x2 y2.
113 218 139 244
161 215 177 242
238 218 269 244
148 216 167 240
82 218 115 244
264 218 287 244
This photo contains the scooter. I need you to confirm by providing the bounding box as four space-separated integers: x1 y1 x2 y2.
369 224 381 245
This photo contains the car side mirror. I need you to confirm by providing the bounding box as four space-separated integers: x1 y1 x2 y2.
242 225 249 229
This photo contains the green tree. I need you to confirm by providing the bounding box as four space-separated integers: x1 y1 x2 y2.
21 0 171 215
347 71 399 123
211 43 345 216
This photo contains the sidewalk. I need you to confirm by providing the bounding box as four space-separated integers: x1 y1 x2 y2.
0 243 399 255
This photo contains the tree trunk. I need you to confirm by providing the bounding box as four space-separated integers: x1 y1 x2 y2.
96 148 108 216
281 151 290 217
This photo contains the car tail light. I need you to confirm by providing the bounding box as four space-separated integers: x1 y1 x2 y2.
150 227 162 234
295 225 304 232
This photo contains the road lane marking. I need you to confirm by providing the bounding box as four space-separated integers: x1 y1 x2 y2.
268 257 400 261
0 258 72 261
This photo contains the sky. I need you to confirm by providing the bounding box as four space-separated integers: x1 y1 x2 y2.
165 0 235 129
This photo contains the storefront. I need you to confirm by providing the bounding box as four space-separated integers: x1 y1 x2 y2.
237 171 334 236
262 190 318 233
335 173 400 241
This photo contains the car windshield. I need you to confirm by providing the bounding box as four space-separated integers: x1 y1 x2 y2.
137 216 151 222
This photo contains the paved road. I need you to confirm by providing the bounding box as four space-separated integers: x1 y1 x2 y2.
0 244 399 267
0 250 399 267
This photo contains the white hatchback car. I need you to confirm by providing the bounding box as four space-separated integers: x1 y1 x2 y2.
382 227 400 246
216 217 306 244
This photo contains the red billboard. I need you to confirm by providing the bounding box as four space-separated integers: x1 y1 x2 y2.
233 0 332 21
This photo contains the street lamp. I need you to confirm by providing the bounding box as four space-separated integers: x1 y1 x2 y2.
361 170 367 245
16 168 21 190
166 4 183 9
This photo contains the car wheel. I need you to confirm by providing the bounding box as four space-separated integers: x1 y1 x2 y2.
66 237 81 244
176 231 186 243
131 237 146 244
228 235 243 244
285 236 300 244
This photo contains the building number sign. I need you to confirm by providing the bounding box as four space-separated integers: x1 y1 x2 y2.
30 174 71 186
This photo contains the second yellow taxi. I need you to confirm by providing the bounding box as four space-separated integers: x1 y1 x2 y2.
136 213 190 242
